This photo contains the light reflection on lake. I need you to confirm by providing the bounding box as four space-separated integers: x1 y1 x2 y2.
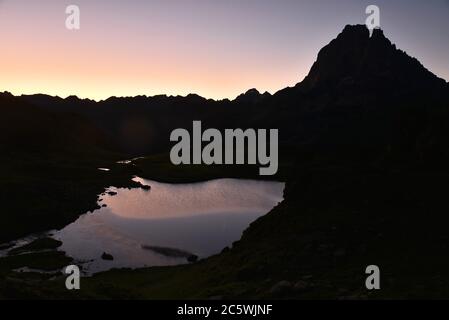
52 178 284 274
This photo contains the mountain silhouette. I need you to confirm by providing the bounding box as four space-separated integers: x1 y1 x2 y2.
300 25 446 92
258 25 449 162
3 24 448 159
0 91 114 154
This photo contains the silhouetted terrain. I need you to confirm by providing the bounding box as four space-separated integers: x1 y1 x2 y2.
16 26 449 162
1 25 449 299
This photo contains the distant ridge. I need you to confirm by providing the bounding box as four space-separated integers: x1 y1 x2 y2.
234 89 272 104
2 25 447 104
2 24 448 156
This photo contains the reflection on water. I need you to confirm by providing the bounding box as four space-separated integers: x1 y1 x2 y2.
53 178 284 274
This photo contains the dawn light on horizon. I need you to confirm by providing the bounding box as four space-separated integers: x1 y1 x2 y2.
0 0 448 100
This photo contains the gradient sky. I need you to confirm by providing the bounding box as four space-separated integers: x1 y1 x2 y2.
0 0 448 100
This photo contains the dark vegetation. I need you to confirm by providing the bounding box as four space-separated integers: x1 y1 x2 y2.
1 25 449 299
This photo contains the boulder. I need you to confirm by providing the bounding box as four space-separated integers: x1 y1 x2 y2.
101 252 114 260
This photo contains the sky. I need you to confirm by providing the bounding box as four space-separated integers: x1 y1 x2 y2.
0 0 448 101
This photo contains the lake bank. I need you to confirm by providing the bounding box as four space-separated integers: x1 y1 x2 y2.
51 177 284 274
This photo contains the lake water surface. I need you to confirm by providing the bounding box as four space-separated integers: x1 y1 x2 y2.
52 177 284 274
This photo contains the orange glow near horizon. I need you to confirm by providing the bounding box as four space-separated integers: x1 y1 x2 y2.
0 27 310 101
0 1 447 101
0 1 314 101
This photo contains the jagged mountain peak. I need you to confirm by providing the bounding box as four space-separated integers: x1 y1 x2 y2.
299 24 446 92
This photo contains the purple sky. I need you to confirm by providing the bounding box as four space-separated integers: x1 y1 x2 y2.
0 0 447 100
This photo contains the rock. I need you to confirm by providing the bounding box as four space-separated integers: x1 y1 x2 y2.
142 245 196 260
294 280 309 292
107 191 117 196
187 255 198 263
101 252 114 260
140 185 151 191
269 280 293 295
